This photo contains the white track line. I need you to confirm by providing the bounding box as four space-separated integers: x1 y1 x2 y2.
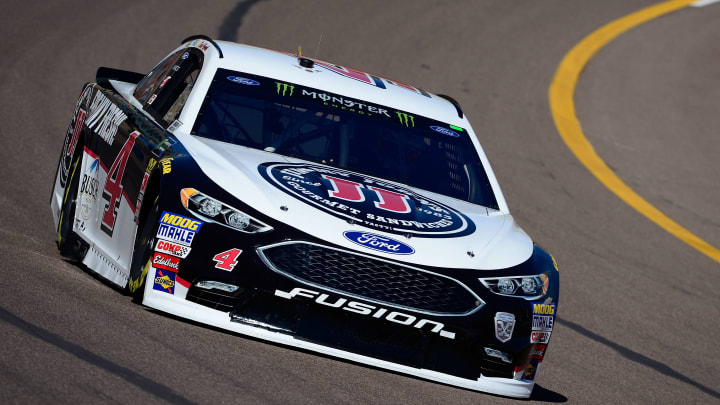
691 0 720 7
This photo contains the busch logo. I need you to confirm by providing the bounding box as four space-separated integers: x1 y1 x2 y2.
275 82 294 96
396 111 415 127
343 231 414 255
260 162 475 238
494 312 515 343
275 287 456 339
80 173 99 200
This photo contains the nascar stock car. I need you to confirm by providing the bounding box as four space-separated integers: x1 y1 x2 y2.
50 35 559 398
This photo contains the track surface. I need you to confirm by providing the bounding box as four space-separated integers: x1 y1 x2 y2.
1 0 718 403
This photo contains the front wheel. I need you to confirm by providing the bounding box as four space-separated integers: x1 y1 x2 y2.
127 195 160 303
57 152 88 261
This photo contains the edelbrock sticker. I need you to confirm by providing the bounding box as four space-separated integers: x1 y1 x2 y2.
343 231 414 254
430 125 459 137
227 76 260 86
258 162 475 238
152 252 180 272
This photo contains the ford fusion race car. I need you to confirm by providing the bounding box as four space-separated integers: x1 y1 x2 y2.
51 35 559 398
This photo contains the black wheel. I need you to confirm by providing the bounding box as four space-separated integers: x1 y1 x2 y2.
127 195 161 303
57 152 88 261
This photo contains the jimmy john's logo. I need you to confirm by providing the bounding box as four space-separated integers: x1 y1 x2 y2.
259 162 475 238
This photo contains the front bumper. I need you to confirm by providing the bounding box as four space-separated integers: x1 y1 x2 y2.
142 274 536 398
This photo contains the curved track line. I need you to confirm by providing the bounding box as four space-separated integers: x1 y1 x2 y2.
549 0 720 264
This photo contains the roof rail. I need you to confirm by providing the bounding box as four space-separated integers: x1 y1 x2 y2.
436 94 464 119
181 35 224 58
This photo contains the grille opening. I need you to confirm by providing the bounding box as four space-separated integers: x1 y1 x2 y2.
257 241 482 316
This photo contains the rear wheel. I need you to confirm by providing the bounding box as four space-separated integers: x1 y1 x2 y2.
57 152 88 261
127 195 160 303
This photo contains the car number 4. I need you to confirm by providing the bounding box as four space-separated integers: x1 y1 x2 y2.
213 248 242 271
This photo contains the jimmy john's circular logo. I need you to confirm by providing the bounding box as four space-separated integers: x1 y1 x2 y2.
259 162 475 238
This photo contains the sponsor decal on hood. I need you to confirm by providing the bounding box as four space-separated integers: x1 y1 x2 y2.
258 162 475 238
343 231 414 254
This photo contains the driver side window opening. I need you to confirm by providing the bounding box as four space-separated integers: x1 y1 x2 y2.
133 48 204 127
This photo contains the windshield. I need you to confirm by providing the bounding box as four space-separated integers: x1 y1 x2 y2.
191 69 498 209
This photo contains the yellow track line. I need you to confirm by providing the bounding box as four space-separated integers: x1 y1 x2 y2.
549 0 720 264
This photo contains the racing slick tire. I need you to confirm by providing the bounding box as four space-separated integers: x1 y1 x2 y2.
127 195 161 303
57 152 88 261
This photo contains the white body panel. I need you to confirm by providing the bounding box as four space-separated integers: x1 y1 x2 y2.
177 135 533 269
142 266 534 398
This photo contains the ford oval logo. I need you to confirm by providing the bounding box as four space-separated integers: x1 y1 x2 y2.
430 125 459 137
227 76 260 85
343 231 415 255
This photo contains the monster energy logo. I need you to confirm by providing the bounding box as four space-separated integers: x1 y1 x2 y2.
396 112 415 127
275 82 294 97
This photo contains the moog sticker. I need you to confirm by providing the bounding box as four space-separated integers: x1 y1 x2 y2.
259 162 475 238
156 211 203 246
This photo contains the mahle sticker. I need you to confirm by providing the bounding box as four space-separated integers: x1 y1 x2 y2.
259 162 475 238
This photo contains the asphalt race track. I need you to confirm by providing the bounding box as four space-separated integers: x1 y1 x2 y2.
1 0 718 403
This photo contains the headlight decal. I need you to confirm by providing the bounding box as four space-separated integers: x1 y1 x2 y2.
479 273 550 300
180 188 273 233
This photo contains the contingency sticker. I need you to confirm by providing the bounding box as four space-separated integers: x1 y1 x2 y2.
153 269 176 294
152 252 180 272
156 211 203 246
530 302 556 344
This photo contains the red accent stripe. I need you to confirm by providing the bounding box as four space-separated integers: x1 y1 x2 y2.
176 275 191 288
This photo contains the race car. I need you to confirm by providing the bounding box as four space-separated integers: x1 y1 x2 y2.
50 35 559 398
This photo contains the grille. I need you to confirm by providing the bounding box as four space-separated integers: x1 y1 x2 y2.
257 241 482 316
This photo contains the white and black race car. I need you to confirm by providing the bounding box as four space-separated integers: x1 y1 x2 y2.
51 35 559 398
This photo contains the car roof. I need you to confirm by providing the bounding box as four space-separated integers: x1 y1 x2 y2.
209 41 464 126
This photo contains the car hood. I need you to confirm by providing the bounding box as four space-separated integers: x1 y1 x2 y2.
177 135 533 270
